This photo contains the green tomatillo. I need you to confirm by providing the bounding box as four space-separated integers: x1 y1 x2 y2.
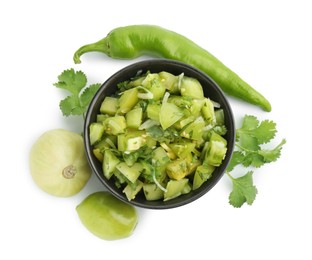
76 192 138 240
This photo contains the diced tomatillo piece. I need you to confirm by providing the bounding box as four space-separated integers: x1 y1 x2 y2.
180 116 205 141
185 154 201 175
139 119 160 130
100 97 118 115
151 147 170 179
159 102 184 130
180 76 204 99
159 71 180 94
126 136 146 151
193 164 215 190
164 179 189 201
143 183 164 201
113 169 127 186
160 142 177 159
146 103 160 121
103 150 120 180
189 99 205 117
129 76 145 87
202 98 216 125
123 180 144 201
96 114 109 123
166 158 188 180
168 95 192 109
205 132 227 166
94 135 117 151
89 122 106 145
117 131 146 152
126 107 142 129
182 182 192 195
116 162 143 183
169 142 196 159
117 134 127 152
93 148 103 162
106 116 126 135
145 135 157 148
215 109 225 125
118 88 139 113
152 146 169 163
142 73 166 100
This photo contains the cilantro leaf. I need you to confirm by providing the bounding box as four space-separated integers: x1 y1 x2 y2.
258 139 286 163
237 115 277 145
226 151 244 172
228 171 258 208
226 115 286 208
54 69 87 95
253 120 277 144
240 115 259 131
59 95 84 116
239 134 259 151
54 69 101 118
80 83 101 108
241 153 265 168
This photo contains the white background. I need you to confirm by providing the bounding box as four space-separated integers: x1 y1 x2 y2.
1 0 311 259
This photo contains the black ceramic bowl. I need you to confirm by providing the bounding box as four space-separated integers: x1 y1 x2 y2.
84 59 235 209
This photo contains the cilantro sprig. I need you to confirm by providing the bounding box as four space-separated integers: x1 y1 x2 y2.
226 115 286 208
53 68 101 118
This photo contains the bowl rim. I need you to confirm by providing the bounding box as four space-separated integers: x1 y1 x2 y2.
84 58 235 209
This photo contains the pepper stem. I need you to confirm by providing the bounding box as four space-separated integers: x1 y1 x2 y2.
73 37 109 64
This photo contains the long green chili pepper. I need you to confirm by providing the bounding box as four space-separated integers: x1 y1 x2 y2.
73 25 271 112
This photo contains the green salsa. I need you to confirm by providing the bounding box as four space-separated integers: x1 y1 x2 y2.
89 71 228 201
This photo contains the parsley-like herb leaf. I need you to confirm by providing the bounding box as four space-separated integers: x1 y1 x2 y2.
80 83 102 108
228 171 258 208
258 139 286 163
226 115 286 208
59 95 83 116
54 69 87 95
53 69 101 117
226 151 244 172
237 115 277 145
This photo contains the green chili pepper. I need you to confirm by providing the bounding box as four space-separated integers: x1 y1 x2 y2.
73 25 271 112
